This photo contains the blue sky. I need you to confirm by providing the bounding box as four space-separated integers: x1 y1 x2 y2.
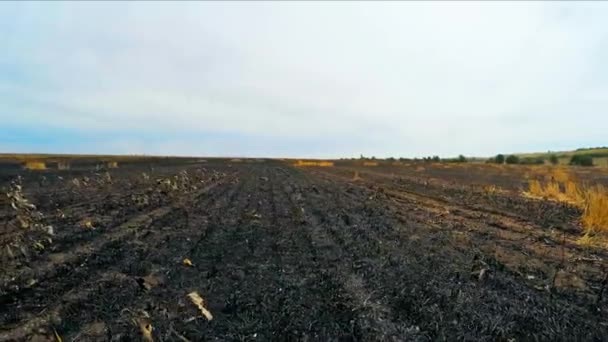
1 2 607 158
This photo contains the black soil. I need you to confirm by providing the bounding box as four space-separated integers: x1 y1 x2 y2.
1 161 607 341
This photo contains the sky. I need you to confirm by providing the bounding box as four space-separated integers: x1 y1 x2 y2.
1 2 607 158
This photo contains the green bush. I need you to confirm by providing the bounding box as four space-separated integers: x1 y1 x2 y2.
549 154 559 165
494 154 505 164
519 157 544 165
570 155 594 166
505 155 520 164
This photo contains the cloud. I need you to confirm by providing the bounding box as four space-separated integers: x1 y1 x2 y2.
1 2 608 157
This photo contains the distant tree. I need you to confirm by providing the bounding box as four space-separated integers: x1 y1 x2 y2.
387 157 395 162
549 154 559 165
371 156 376 160
519 157 544 165
432 156 440 162
457 155 467 163
505 155 520 164
494 154 505 164
570 155 594 166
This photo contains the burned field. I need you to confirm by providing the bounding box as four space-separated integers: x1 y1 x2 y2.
1 159 607 341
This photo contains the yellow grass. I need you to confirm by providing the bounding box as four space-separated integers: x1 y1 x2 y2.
564 181 585 206
526 179 577 204
362 161 379 166
544 181 562 199
294 160 334 167
482 184 502 195
581 185 608 234
23 161 46 170
525 168 608 235
548 167 572 183
528 180 543 196
106 161 119 168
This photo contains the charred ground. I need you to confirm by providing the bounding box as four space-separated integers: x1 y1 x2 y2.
1 159 607 341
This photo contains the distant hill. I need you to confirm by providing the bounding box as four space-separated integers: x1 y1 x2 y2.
514 147 608 167
516 147 608 159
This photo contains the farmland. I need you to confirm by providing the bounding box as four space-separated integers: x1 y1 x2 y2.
1 158 608 341
513 147 608 167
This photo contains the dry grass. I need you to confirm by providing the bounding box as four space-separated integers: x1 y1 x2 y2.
547 167 572 183
362 161 379 166
527 180 543 196
524 168 608 236
526 179 578 204
565 181 586 205
294 160 334 167
581 185 608 234
482 184 502 195
544 181 562 199
57 161 71 170
23 161 46 170
526 167 582 204
187 292 213 321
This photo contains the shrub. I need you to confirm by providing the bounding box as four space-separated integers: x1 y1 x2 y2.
519 157 544 165
432 156 440 162
549 154 559 165
494 154 505 164
505 155 520 164
457 155 467 163
570 155 594 166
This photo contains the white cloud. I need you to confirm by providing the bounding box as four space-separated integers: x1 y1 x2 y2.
1 2 608 157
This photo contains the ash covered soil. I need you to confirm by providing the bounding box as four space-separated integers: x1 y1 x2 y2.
1 160 607 341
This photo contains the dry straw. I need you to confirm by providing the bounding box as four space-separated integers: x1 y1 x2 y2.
524 168 608 236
